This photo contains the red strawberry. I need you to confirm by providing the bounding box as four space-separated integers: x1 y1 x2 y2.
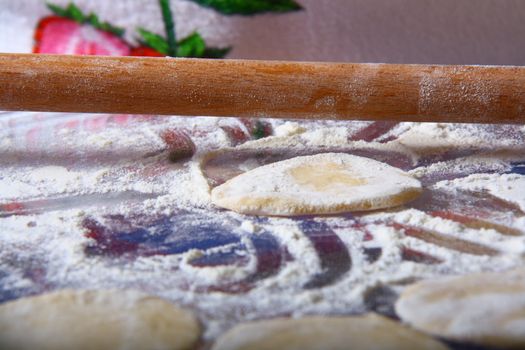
34 4 131 56
34 16 130 55
130 46 164 57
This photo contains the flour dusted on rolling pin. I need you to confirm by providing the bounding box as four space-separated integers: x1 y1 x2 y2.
211 153 422 216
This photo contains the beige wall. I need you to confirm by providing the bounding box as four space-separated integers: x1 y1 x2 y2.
1 0 524 65
228 0 525 65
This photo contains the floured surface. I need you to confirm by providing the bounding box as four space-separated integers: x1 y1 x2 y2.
211 153 421 216
1 113 525 347
396 268 525 349
436 174 525 212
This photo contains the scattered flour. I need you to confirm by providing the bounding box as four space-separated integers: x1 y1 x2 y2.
1 112 525 343
436 174 525 212
398 122 525 155
273 121 306 137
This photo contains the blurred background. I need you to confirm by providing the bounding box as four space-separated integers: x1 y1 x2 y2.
1 0 525 65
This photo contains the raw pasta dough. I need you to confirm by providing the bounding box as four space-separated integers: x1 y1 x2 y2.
212 313 449 350
0 289 200 350
396 268 525 349
211 153 421 216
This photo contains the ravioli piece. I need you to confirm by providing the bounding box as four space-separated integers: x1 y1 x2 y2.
0 289 200 350
396 268 525 349
211 153 421 216
212 313 449 350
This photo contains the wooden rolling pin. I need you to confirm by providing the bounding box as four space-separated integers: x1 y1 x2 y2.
1 53 524 123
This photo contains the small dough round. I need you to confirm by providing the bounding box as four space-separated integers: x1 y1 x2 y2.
211 313 449 350
395 268 525 349
211 153 421 216
0 289 200 350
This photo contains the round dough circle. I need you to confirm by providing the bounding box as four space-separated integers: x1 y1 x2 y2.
211 313 449 350
395 268 525 349
211 153 421 216
0 289 200 350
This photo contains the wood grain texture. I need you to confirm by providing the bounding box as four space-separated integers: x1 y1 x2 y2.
1 53 524 123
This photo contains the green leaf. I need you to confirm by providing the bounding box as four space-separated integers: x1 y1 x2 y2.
100 23 125 37
159 0 178 57
138 28 169 55
46 3 69 17
137 29 230 58
188 0 302 15
66 3 85 23
202 46 231 58
87 13 125 36
87 13 101 27
176 32 206 57
46 2 125 36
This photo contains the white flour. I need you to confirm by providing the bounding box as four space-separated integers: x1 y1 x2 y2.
1 114 525 342
436 173 525 212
